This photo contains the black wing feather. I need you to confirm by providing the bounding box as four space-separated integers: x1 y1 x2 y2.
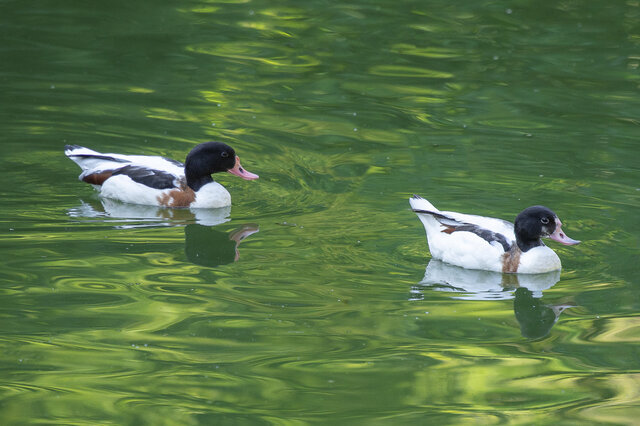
112 165 177 190
412 209 512 252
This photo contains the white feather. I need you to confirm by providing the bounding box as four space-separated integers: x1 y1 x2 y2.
191 182 231 209
100 175 169 206
65 145 183 177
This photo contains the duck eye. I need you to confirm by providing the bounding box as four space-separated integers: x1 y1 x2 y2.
221 151 229 158
541 217 550 224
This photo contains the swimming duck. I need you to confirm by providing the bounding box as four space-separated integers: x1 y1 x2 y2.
410 195 580 274
65 142 258 208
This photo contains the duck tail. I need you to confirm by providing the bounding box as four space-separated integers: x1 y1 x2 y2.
409 194 439 213
64 145 128 171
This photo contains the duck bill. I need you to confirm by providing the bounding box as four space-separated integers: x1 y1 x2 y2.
549 219 580 245
228 156 259 180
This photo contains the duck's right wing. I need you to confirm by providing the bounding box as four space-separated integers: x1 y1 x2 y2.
412 208 514 252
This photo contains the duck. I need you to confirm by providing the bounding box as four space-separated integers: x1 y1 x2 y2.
65 141 258 208
410 195 580 274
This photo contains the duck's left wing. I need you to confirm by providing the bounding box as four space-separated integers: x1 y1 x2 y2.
412 208 513 252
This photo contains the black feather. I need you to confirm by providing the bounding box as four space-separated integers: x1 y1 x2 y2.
412 208 512 252
112 165 177 190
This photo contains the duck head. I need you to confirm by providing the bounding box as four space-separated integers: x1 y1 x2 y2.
514 206 580 252
185 142 258 191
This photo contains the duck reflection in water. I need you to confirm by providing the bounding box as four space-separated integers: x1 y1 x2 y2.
413 260 574 339
513 287 573 339
68 198 258 266
184 223 258 266
68 198 232 227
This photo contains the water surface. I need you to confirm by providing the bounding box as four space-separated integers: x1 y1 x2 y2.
1 0 639 424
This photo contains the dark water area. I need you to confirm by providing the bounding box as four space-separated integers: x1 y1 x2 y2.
1 0 639 424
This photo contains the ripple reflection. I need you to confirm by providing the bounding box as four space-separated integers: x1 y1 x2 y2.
68 198 231 228
68 199 259 267
414 259 561 301
413 260 574 339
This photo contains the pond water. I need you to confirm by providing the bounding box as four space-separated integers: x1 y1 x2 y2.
1 0 639 424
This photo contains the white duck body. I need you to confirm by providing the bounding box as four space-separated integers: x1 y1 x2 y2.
410 195 578 274
65 142 257 209
99 175 231 208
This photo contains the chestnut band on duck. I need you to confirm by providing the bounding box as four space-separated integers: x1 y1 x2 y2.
66 141 258 209
410 195 580 274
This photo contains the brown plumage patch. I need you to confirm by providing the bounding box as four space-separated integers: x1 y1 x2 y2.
441 226 456 234
157 181 196 208
82 171 114 185
502 245 522 273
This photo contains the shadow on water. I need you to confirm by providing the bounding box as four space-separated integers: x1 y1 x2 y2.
412 259 574 339
68 198 259 267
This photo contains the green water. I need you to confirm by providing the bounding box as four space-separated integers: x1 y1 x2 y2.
1 0 639 424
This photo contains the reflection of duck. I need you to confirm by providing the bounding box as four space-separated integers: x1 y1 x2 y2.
415 259 560 300
184 224 259 267
68 198 231 228
68 199 258 267
65 142 258 208
414 260 572 338
410 195 580 273
514 288 573 340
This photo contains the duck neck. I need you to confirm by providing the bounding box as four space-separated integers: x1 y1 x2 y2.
185 171 213 192
516 236 544 253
